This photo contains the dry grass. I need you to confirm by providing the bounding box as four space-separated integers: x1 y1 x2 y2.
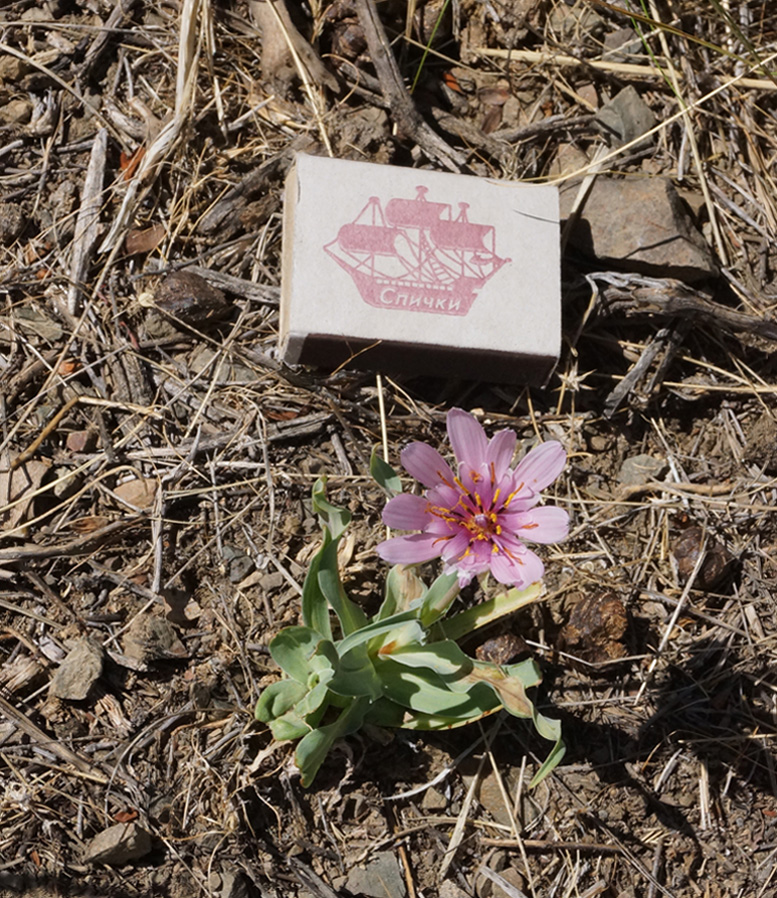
1 0 777 896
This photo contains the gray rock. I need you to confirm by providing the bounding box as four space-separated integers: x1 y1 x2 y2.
560 176 717 282
222 545 255 583
617 454 666 486
83 822 152 865
603 26 642 61
50 638 103 700
596 86 655 149
439 883 470 898
345 852 406 898
548 4 605 42
0 203 24 244
122 612 187 665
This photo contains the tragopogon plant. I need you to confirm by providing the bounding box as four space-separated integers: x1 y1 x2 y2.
256 410 568 787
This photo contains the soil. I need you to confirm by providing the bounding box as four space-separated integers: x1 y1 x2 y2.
2 1 777 897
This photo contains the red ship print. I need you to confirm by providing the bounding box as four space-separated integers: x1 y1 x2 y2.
324 186 510 316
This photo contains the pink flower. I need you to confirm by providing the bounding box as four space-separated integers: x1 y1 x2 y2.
376 409 568 589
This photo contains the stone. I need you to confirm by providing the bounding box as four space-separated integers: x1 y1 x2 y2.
617 453 666 485
439 883 470 898
51 466 81 500
596 85 655 149
113 477 158 510
122 612 187 665
548 4 605 43
0 203 24 244
83 822 152 865
421 786 449 811
66 429 98 453
344 852 406 898
603 26 642 61
50 638 104 701
0 98 33 126
142 270 230 339
222 545 255 583
560 176 717 282
282 154 562 384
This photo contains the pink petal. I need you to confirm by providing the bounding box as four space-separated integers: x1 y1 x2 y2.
444 552 488 586
376 533 442 564
447 408 488 467
501 506 569 544
427 483 462 511
382 493 430 530
456 461 490 500
490 546 544 588
486 428 517 479
513 441 566 493
439 531 470 562
402 442 455 489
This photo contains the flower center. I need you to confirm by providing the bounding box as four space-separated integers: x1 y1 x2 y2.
469 510 499 540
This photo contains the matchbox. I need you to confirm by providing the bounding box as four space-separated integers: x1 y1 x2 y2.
280 154 561 384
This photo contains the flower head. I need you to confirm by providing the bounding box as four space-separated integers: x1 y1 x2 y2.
377 409 568 589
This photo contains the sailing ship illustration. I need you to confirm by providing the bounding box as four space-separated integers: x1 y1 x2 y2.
323 186 510 317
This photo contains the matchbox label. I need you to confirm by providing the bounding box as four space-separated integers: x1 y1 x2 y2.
323 186 510 316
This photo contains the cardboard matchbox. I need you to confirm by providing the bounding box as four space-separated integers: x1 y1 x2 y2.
280 155 561 384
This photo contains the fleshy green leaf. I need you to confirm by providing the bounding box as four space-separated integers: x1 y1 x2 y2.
452 658 541 718
338 608 421 655
529 717 565 787
328 659 382 700
384 640 471 675
396 707 502 730
419 571 460 627
317 539 368 636
378 659 498 718
301 546 333 639
255 679 307 723
295 680 332 718
295 696 370 787
269 627 334 683
311 476 351 541
439 583 543 641
369 447 402 496
268 711 311 741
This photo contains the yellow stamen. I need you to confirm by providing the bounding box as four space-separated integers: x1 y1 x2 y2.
502 482 523 508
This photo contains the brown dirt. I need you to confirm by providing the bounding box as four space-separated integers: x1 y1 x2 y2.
2 1 777 897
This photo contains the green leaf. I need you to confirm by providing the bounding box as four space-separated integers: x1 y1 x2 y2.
301 546 333 640
453 658 541 718
303 477 353 636
384 640 471 675
317 538 368 636
363 697 408 728
529 717 565 787
439 582 543 641
378 659 498 718
396 707 502 730
328 656 382 700
369 447 402 496
269 627 337 684
311 476 351 540
255 679 307 723
295 696 371 787
419 571 460 627
337 607 421 655
295 680 332 718
268 710 311 741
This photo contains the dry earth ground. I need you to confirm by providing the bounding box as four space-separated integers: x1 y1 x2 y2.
1 1 777 896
